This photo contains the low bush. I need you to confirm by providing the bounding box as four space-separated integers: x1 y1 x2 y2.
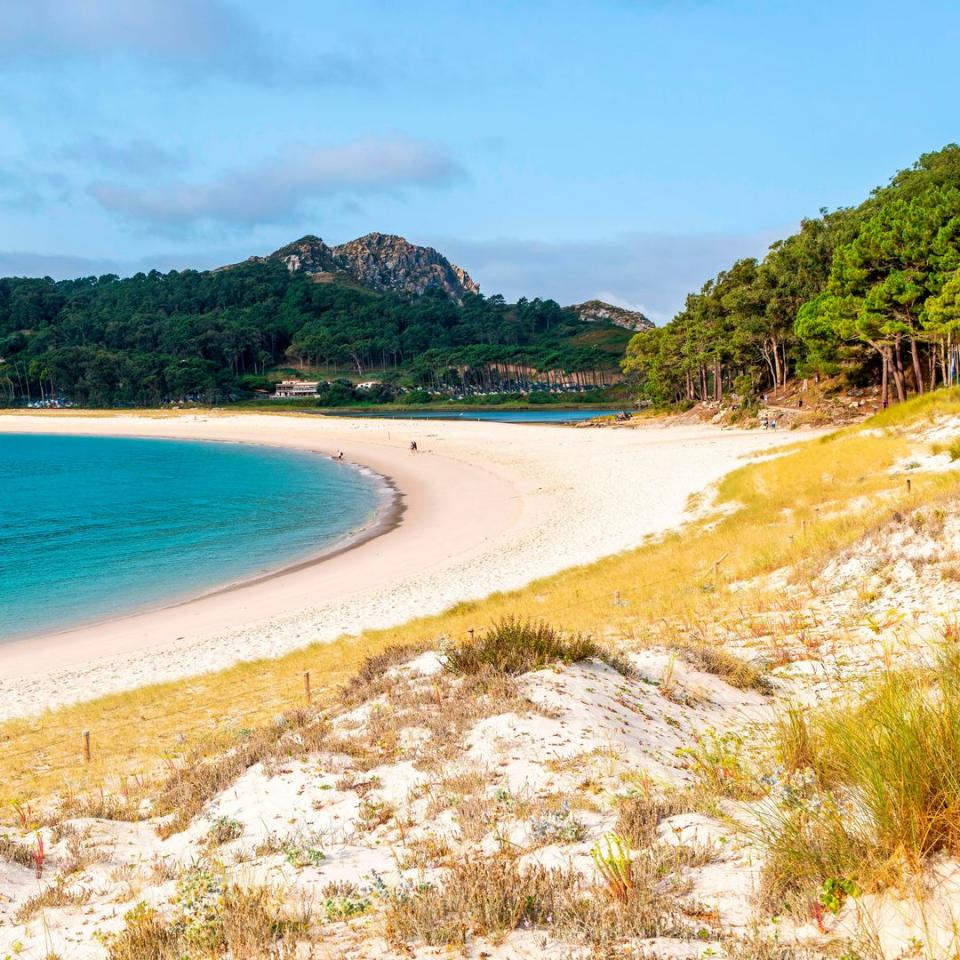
675 641 772 693
614 785 687 847
445 617 600 676
386 841 700 950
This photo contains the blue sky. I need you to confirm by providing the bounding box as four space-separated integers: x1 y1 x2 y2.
1 0 958 321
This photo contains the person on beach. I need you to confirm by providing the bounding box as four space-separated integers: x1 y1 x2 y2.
410 440 418 452
335 450 343 460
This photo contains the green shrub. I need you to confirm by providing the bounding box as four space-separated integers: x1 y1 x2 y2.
444 617 600 676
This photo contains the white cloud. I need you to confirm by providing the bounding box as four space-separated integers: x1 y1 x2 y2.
0 0 378 86
90 139 465 228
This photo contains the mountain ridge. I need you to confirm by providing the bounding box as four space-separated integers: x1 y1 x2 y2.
242 232 481 302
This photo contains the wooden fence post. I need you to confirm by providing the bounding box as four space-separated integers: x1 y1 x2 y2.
82 730 91 764
303 671 312 707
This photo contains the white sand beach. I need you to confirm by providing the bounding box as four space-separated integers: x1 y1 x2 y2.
0 413 807 718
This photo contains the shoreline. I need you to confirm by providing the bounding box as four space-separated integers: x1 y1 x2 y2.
0 435 405 647
0 412 813 718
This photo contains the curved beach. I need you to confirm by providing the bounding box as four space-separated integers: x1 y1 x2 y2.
0 412 807 717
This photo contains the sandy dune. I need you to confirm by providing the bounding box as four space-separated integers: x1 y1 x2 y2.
0 412 807 717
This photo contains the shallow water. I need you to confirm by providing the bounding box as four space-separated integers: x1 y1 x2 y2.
327 408 624 423
0 434 384 642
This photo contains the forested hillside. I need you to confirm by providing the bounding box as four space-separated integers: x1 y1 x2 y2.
0 257 629 407
623 145 960 406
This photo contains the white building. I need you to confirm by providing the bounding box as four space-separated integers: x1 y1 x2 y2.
274 380 320 398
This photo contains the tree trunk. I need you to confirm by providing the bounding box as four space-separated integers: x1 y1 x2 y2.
910 336 924 394
880 347 889 407
892 335 907 403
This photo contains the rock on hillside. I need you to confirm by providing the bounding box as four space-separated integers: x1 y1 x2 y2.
247 232 480 301
569 299 654 331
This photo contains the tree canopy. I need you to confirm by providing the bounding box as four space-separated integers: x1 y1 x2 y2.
0 262 629 407
623 145 960 406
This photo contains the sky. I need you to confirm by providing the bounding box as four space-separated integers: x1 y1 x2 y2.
1 0 959 322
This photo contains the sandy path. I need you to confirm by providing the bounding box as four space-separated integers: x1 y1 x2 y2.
0 413 807 717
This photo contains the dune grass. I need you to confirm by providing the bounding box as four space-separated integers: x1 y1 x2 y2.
444 617 603 676
762 647 960 910
4 398 960 815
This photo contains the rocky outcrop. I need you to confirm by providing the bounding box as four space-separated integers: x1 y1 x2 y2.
331 233 479 300
569 299 654 332
265 235 337 275
245 232 480 301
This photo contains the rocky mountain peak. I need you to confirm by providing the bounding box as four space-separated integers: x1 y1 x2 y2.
263 235 336 275
250 231 479 301
329 233 479 300
569 299 654 332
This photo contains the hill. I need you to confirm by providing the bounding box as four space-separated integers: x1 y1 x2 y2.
0 238 630 408
240 232 480 302
569 298 653 331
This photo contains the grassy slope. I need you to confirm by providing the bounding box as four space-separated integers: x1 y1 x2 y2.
3 393 960 810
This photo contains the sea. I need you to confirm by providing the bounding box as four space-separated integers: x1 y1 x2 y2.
0 433 385 643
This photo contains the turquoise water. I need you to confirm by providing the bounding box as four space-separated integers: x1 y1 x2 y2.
0 434 385 642
328 408 625 423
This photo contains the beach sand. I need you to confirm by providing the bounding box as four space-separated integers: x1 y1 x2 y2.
0 412 808 718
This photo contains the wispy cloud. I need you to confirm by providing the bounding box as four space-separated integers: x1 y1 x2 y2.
0 0 379 86
440 230 786 323
90 138 465 228
61 136 182 175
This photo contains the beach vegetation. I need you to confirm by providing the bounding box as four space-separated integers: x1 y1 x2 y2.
102 877 299 960
384 832 710 951
444 617 601 676
14 878 90 923
760 649 960 911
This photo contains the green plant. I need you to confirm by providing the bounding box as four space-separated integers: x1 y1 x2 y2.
678 729 757 798
445 617 601 676
281 834 326 868
591 834 635 902
102 903 181 960
818 876 860 914
323 895 372 921
205 816 243 846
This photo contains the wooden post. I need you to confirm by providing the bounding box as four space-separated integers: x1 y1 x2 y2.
907 477 912 494
82 730 91 764
303 671 312 707
613 590 620 605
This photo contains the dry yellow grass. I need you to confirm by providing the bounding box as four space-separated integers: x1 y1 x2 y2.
3 396 960 814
